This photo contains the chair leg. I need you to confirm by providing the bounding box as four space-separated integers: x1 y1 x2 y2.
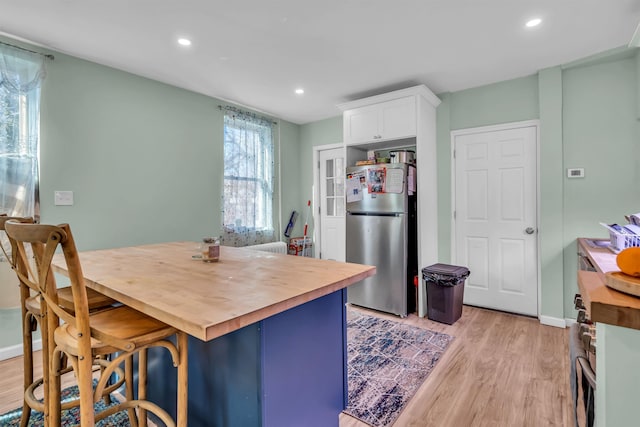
45 313 62 427
99 355 113 405
20 313 35 427
49 348 62 427
138 349 148 427
177 332 188 427
125 355 140 427
586 386 595 427
76 351 97 427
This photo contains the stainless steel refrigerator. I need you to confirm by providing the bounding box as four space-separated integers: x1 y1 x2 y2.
345 163 417 317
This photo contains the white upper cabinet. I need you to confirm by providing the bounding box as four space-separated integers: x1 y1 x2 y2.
342 96 416 145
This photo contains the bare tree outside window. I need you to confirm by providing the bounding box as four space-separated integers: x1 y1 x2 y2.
0 44 46 259
222 107 275 247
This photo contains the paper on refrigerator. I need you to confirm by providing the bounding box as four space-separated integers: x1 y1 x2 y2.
346 176 363 202
385 168 404 194
408 166 416 195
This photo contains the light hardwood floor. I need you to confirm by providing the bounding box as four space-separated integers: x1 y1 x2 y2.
340 305 573 427
0 305 573 426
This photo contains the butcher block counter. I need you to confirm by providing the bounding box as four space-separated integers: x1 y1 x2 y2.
52 241 375 341
576 238 640 330
52 241 376 427
576 238 640 427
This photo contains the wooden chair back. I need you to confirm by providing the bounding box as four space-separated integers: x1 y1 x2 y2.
4 221 93 356
5 221 137 354
1 216 36 305
0 215 34 257
7 221 189 427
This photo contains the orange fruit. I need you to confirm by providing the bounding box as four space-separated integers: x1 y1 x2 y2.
616 247 640 277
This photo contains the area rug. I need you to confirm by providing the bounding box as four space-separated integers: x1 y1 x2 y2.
345 309 454 427
0 383 130 427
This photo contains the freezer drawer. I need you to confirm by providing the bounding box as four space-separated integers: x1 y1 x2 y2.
346 213 408 316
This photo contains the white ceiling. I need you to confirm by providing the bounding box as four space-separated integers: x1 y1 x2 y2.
1 0 639 124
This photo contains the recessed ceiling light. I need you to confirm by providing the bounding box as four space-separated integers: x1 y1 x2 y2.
178 38 192 46
295 88 304 95
525 18 542 28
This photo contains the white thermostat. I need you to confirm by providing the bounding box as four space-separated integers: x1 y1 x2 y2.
567 168 585 178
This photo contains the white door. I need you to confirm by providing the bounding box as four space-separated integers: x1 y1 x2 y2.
319 148 346 261
453 124 538 316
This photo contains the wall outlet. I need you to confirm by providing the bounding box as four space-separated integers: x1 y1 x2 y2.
54 191 74 206
567 168 585 178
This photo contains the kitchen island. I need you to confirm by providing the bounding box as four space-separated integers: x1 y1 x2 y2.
52 242 376 427
576 238 640 427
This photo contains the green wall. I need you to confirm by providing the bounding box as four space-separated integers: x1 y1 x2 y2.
34 49 301 251
448 74 540 130
298 116 342 237
435 93 452 262
41 53 220 249
279 120 303 237
538 66 565 320
561 55 640 316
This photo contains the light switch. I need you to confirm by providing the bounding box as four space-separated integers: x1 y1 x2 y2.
54 191 74 206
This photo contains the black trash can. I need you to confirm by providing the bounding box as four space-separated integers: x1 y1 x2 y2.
422 263 470 325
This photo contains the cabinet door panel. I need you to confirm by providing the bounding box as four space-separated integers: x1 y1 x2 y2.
380 97 416 140
344 104 379 144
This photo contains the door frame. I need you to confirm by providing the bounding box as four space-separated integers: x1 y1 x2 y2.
450 119 541 318
313 143 346 259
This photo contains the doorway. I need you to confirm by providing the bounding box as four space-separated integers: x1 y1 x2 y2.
314 145 346 261
452 121 539 317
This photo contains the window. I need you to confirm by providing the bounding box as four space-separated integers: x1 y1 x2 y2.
0 44 45 260
222 107 275 246
0 45 45 221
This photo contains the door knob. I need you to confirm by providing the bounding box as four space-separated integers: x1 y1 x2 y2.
525 227 535 235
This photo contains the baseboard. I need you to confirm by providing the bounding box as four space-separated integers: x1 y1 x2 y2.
0 339 42 361
539 315 566 328
564 318 577 327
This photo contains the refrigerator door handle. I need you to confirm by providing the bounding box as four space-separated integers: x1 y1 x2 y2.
347 212 402 217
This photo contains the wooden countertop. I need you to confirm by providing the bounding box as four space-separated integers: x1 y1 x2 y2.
52 242 376 341
577 238 640 330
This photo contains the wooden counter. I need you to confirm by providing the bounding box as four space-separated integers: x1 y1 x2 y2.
52 241 375 341
577 238 640 330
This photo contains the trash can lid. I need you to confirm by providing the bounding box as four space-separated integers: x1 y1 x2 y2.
422 263 470 278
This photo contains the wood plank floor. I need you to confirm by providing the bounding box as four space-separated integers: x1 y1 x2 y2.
0 305 573 426
340 305 573 427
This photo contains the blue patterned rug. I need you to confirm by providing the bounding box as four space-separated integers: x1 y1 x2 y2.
345 309 454 427
0 383 130 426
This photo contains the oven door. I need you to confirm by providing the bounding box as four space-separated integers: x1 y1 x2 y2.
577 250 596 272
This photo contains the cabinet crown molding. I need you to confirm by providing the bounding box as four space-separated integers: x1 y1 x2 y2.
337 84 441 111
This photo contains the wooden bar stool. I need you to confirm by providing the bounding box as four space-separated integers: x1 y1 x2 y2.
5 220 188 427
0 216 117 427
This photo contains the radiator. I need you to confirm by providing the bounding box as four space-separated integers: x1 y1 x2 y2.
246 241 287 254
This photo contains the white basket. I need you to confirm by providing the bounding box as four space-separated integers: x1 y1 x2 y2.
600 223 640 253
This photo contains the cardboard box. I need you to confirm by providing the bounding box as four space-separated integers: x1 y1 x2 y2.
288 237 313 257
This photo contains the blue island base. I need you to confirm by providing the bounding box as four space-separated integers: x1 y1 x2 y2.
145 289 348 427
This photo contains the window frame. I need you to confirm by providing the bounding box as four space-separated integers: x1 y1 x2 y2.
0 63 41 221
222 110 275 233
